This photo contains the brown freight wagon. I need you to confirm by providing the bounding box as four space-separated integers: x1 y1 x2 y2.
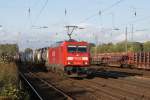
91 52 150 70
128 52 150 69
91 52 128 67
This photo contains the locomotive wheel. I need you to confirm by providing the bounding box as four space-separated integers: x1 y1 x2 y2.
57 69 66 78
59 71 64 77
51 66 55 73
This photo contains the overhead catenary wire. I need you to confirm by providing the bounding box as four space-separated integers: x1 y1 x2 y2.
28 0 41 22
115 6 150 29
117 15 150 29
52 0 124 29
21 0 49 48
32 0 49 26
23 0 40 30
79 0 125 23
51 8 69 38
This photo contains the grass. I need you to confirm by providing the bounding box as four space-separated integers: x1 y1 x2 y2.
0 63 21 100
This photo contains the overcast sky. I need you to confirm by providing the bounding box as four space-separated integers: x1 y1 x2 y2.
0 0 150 50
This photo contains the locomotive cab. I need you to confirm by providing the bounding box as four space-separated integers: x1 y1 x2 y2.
64 41 90 77
66 45 89 66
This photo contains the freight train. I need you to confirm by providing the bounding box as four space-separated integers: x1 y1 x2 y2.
19 39 90 77
91 52 150 70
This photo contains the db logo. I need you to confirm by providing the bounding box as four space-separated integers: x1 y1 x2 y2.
52 51 55 56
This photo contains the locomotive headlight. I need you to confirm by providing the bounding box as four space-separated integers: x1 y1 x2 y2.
68 62 71 64
82 57 88 60
85 62 88 65
67 57 73 60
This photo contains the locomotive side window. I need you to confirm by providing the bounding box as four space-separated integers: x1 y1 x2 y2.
78 46 87 52
67 46 77 52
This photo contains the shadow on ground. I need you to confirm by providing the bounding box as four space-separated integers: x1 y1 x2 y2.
17 63 143 80
87 69 142 79
17 63 48 73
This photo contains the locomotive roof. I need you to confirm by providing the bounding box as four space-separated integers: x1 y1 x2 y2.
51 39 88 47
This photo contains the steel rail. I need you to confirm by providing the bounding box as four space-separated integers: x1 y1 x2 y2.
30 72 74 100
19 72 43 100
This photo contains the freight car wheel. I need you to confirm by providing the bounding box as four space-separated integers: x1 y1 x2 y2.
45 66 52 72
120 64 123 68
120 64 129 68
128 65 134 69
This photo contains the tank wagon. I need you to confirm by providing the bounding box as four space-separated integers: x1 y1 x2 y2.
19 51 33 64
33 48 48 65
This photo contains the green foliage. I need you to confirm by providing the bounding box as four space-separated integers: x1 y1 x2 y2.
0 44 18 56
143 41 150 52
0 63 20 99
90 41 147 54
114 41 142 52
89 43 96 55
0 63 29 100
128 42 143 52
0 44 18 63
0 83 27 100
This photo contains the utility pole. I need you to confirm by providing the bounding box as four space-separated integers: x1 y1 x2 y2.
17 32 21 51
131 24 134 41
94 33 98 56
125 27 128 54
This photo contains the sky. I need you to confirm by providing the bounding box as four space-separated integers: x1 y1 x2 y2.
0 0 150 50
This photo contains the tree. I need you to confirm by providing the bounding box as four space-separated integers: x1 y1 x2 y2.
90 41 144 54
143 41 150 52
0 44 18 56
114 41 143 52
89 43 96 55
128 42 143 52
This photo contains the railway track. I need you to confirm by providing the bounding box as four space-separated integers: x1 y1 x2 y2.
19 72 43 100
82 78 150 100
36 72 150 100
62 76 150 100
19 71 74 100
19 64 150 100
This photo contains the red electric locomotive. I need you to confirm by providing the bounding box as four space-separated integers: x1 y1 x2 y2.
46 39 90 77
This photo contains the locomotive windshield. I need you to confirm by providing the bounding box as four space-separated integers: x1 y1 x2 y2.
67 46 77 52
67 45 87 53
78 46 87 52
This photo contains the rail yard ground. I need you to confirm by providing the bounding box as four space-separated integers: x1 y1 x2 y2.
19 64 150 100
